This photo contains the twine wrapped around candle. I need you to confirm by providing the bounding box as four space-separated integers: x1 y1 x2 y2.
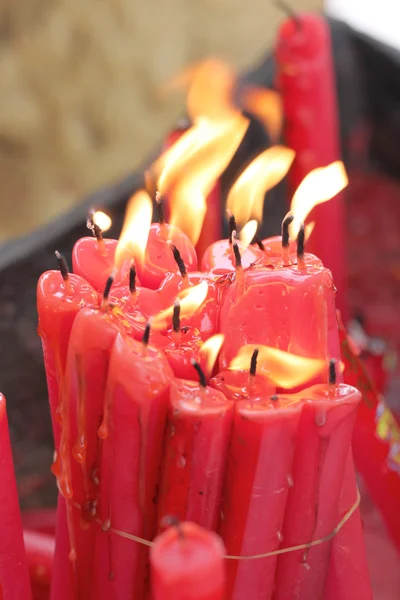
69 487 360 560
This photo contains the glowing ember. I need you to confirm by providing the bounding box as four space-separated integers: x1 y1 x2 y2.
227 146 295 226
151 281 209 330
114 190 152 269
290 161 348 238
229 345 333 388
91 210 112 232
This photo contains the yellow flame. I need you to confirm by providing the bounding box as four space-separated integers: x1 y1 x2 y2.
239 220 258 249
151 281 208 330
290 161 348 237
305 221 315 242
242 87 283 141
227 146 295 226
229 345 332 388
114 190 152 269
92 210 112 232
199 334 225 375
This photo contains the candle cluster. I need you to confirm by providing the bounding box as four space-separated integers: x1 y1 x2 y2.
36 171 370 600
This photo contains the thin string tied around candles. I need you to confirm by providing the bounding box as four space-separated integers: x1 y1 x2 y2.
70 487 360 559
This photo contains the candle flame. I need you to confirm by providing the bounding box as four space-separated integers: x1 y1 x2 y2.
239 220 258 249
151 281 208 330
114 190 152 270
92 210 112 232
241 87 283 141
290 161 348 238
229 345 333 388
227 146 295 226
199 334 225 375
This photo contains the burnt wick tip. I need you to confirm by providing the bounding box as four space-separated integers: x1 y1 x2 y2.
155 191 165 225
170 244 187 278
233 241 242 270
103 274 114 302
55 250 69 281
296 223 305 258
172 299 181 333
161 515 184 538
87 212 104 242
249 348 259 376
329 359 337 386
129 263 136 294
253 234 265 251
227 210 237 245
281 214 294 248
142 321 151 346
270 394 279 402
191 360 207 388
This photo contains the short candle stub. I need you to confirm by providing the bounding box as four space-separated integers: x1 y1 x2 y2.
161 515 184 539
191 359 207 388
129 262 137 295
329 358 337 386
155 191 165 225
227 209 237 245
172 299 181 333
142 321 151 346
55 250 69 281
296 223 306 270
249 348 259 376
170 244 188 279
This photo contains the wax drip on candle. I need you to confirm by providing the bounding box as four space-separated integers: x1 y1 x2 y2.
227 209 237 245
281 213 294 265
296 223 306 271
101 272 115 311
169 243 189 287
191 359 207 388
87 210 107 255
142 320 151 346
172 299 181 345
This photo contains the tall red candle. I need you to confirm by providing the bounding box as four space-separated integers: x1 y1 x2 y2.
91 333 173 600
157 377 233 532
275 13 347 320
219 394 302 600
151 521 226 600
273 380 360 600
0 394 32 600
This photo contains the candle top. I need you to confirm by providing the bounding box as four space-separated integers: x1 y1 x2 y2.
170 378 231 415
238 394 302 419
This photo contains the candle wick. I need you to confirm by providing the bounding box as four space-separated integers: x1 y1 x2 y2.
169 243 188 281
249 348 259 377
161 515 185 539
252 233 265 252
296 223 306 270
227 209 237 245
129 261 137 296
275 0 301 29
328 358 337 394
191 359 207 388
142 320 151 346
281 213 294 265
55 250 69 281
270 394 279 402
87 211 107 256
155 191 166 225
172 298 181 343
232 237 242 270
102 272 115 310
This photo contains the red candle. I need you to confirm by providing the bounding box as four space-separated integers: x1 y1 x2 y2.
37 256 98 444
24 530 54 600
157 373 233 531
201 238 262 277
273 376 361 600
219 394 302 600
151 521 226 600
219 240 341 381
324 451 373 600
91 332 173 600
276 13 348 319
0 394 32 600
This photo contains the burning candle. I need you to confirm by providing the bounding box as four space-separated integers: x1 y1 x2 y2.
273 362 361 600
276 13 348 318
91 332 173 600
157 351 232 531
0 393 32 600
151 520 226 600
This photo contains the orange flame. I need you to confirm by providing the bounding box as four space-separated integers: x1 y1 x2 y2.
227 146 295 226
242 87 283 141
229 345 332 388
239 220 258 249
290 161 348 238
92 210 112 232
151 281 208 330
114 190 152 269
199 334 225 375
